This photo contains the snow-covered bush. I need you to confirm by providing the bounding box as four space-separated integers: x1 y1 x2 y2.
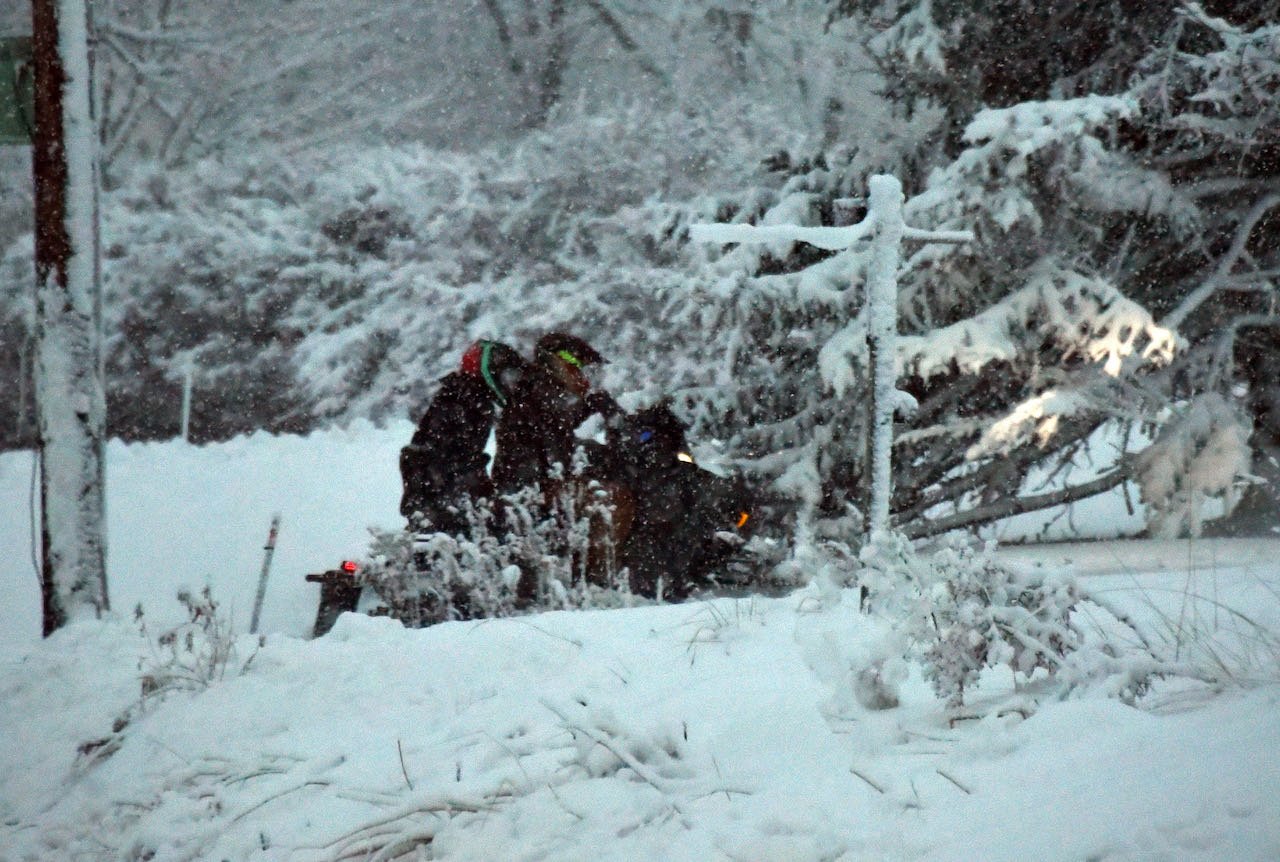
359 478 636 627
1136 393 1253 539
136 586 242 697
78 587 252 768
844 532 1158 711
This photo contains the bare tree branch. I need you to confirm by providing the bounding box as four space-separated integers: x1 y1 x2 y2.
1163 193 1280 330
583 0 670 87
901 462 1134 539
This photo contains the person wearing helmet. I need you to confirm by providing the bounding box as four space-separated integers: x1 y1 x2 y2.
491 332 619 493
399 340 528 533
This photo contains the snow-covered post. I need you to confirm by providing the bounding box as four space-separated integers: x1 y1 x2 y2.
690 174 970 541
864 176 904 538
31 0 108 634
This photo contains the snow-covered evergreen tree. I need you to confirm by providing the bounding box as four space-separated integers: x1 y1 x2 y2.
807 0 1279 536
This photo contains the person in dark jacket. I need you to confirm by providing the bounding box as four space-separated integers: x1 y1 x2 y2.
399 340 528 533
491 332 619 492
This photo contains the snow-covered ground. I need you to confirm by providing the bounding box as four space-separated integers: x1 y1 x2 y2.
0 421 414 647
2 428 1278 861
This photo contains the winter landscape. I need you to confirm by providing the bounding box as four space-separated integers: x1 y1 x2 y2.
2 1 1279 860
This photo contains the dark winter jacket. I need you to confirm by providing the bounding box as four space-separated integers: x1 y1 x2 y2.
491 362 597 492
399 372 499 532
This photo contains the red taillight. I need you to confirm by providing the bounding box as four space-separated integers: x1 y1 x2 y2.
340 560 358 573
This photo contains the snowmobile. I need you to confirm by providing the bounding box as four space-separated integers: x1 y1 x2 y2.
304 401 757 637
591 400 756 599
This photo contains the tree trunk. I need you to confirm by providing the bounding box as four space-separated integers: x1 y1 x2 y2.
32 0 109 635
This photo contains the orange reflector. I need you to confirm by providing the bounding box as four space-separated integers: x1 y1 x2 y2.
340 560 358 573
736 511 750 529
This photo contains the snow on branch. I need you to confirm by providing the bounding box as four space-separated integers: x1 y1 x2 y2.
689 219 874 251
912 95 1199 233
965 389 1089 460
1135 392 1252 539
960 95 1137 150
898 265 1180 381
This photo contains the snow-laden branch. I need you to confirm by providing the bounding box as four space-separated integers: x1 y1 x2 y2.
688 215 973 251
689 219 874 251
902 226 974 244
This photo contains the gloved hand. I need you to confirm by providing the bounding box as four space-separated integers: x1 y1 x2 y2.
585 390 621 418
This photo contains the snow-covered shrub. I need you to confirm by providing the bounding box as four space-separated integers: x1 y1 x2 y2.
1135 393 1252 538
359 476 636 627
137 586 241 697
849 532 1155 711
79 588 251 768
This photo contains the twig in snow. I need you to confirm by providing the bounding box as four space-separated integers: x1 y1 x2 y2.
935 768 973 795
949 706 1032 727
397 739 414 791
849 766 886 794
711 754 732 803
541 698 693 829
231 780 330 823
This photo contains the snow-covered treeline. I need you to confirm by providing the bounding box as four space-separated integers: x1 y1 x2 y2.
1 0 1276 542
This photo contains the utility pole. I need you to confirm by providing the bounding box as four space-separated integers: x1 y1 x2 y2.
31 0 108 634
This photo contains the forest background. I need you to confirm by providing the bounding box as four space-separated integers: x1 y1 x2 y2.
2 0 1277 542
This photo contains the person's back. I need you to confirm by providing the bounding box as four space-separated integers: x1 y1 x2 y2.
400 340 526 533
492 332 614 492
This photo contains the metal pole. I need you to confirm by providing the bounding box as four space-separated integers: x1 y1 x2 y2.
180 365 193 442
250 513 281 634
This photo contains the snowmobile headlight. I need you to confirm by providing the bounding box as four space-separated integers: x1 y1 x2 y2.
676 451 695 463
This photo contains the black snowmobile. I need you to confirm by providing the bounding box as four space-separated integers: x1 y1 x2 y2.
305 401 757 636
593 400 756 599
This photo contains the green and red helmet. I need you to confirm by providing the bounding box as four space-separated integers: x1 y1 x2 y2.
460 340 526 405
535 332 606 369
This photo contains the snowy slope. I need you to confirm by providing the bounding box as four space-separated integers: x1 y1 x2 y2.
2 591 1278 861
2 427 1279 861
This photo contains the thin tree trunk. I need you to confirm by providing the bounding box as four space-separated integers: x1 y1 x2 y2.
32 0 109 634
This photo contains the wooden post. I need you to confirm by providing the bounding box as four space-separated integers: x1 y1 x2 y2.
180 365 193 442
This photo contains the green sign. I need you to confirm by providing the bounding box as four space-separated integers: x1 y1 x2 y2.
0 36 33 146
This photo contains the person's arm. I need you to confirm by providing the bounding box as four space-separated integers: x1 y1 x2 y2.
585 389 621 419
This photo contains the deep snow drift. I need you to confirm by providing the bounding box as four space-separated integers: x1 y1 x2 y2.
2 427 1278 861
